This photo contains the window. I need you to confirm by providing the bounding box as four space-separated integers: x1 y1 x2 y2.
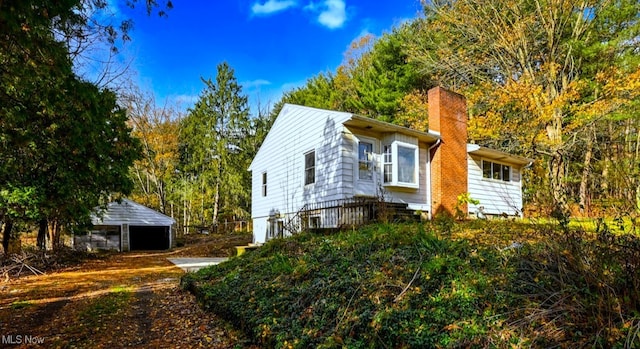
383 145 393 183
482 160 511 182
309 216 321 229
383 142 418 188
304 151 315 185
262 172 267 196
358 142 373 180
268 218 284 240
397 145 416 183
502 164 510 182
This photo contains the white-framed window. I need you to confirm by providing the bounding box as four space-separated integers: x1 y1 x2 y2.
383 141 419 188
397 144 417 183
268 219 284 239
383 145 393 183
262 172 267 196
482 160 511 182
309 216 321 229
304 150 315 185
358 142 374 180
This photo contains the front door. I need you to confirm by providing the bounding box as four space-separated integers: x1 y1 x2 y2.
354 136 380 197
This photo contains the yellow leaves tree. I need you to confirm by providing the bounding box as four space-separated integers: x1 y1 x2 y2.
411 0 640 217
396 89 430 131
124 90 180 214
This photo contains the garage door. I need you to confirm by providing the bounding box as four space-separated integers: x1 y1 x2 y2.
129 225 170 250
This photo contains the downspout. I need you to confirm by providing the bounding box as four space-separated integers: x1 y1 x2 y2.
426 139 442 219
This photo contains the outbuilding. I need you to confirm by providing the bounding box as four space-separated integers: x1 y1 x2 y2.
74 199 176 252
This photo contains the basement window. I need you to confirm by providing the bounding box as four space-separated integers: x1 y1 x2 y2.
382 141 419 188
482 160 511 182
309 216 321 229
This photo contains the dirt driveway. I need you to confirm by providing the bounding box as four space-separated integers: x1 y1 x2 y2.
0 234 254 348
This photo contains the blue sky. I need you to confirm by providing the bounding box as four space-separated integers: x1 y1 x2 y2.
114 0 423 113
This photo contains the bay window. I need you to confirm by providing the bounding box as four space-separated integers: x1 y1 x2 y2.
382 141 419 188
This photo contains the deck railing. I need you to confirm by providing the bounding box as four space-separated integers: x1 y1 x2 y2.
272 198 388 237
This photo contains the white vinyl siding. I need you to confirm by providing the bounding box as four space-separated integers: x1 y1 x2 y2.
249 105 352 242
250 104 438 243
467 155 523 216
304 151 316 185
344 134 429 208
262 172 267 196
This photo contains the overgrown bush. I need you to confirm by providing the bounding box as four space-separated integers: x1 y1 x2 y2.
182 221 640 348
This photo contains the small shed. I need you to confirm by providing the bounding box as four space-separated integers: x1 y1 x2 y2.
74 199 176 252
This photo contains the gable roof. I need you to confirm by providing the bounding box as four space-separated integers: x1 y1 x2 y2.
249 104 441 171
344 115 440 143
249 104 352 171
467 144 533 167
91 199 176 226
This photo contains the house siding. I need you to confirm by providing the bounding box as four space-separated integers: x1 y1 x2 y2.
384 144 429 210
250 99 528 244
250 105 352 241
467 155 524 216
343 130 429 209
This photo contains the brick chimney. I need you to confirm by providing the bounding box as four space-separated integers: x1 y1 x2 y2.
428 87 468 217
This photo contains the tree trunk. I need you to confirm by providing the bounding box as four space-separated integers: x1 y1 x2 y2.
37 219 48 250
2 220 13 255
158 180 166 214
579 127 594 216
546 104 570 220
48 220 60 250
2 219 13 256
212 179 220 228
549 150 570 220
183 193 187 235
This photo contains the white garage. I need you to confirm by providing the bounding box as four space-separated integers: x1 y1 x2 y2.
74 199 176 252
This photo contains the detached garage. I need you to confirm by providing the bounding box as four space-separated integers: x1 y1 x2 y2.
74 199 176 252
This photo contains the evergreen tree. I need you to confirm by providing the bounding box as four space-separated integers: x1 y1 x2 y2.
0 0 145 251
179 62 252 227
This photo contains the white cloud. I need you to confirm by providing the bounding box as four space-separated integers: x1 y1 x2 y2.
251 0 297 16
280 80 307 91
172 94 200 105
317 0 347 29
303 1 318 11
242 79 272 89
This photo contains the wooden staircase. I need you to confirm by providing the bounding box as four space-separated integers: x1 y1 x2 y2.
380 202 421 223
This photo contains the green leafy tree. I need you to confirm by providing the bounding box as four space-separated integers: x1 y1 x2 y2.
272 26 432 126
0 0 159 251
352 25 431 121
179 62 252 227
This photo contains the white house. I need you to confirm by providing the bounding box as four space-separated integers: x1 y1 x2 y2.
249 87 531 243
74 199 176 251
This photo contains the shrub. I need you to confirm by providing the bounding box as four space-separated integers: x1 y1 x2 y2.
182 221 640 348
